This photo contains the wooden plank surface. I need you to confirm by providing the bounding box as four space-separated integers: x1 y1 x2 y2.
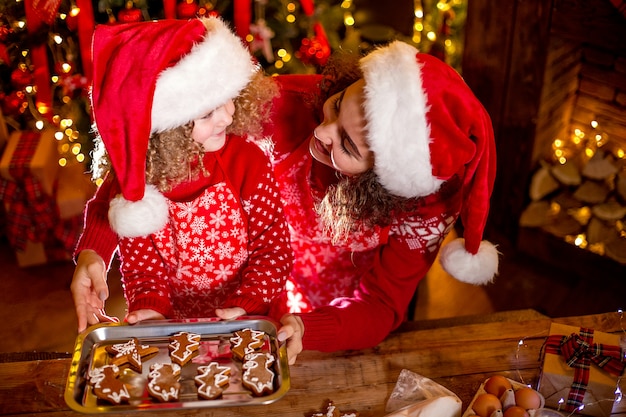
1 311 624 416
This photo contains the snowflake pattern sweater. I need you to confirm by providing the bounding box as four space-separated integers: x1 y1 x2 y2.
75 75 464 352
81 135 292 319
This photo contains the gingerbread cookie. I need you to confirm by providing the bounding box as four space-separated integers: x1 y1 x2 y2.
105 338 159 372
230 328 265 361
241 352 275 396
88 364 130 405
168 331 201 366
194 362 231 400
147 362 181 402
311 400 360 417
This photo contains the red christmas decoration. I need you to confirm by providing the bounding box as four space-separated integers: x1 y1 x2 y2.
0 43 9 66
60 73 89 98
65 13 78 31
295 20 331 67
10 66 34 90
177 0 199 19
296 36 330 67
1 91 28 117
117 1 143 23
0 25 12 42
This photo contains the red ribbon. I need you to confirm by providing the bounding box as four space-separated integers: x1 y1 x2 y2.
75 0 95 81
233 0 252 41
300 0 315 16
163 0 176 19
23 0 59 113
544 327 626 412
0 131 57 250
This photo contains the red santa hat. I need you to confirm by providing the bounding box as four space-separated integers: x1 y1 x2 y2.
91 17 256 238
359 41 498 285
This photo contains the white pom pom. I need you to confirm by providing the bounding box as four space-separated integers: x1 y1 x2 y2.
108 184 169 238
439 238 499 285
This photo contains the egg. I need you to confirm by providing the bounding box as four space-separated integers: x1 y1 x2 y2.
503 406 529 417
484 375 513 398
472 393 502 417
514 387 542 410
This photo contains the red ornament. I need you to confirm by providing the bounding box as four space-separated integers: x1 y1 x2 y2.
177 0 198 19
1 91 27 116
0 43 9 65
65 13 78 31
10 66 34 89
296 36 330 67
0 25 12 42
118 2 143 23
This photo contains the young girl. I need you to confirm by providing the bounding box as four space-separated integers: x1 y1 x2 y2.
81 16 292 326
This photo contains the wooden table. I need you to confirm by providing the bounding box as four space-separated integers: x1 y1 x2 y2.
1 310 624 416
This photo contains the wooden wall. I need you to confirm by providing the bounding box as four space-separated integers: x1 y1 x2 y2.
463 0 626 248
462 0 553 245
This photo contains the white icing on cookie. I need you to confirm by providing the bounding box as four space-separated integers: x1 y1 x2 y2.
168 331 201 365
195 362 231 400
147 362 181 402
242 352 275 396
88 364 130 404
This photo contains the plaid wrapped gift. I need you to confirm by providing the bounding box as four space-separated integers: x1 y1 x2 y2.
0 129 81 266
538 323 626 417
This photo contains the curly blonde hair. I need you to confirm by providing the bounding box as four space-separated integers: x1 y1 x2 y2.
91 70 278 192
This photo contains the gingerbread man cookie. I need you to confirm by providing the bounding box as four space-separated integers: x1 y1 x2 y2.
194 362 231 400
311 400 360 417
105 338 159 372
147 362 181 402
88 364 130 405
230 328 265 361
241 352 275 396
168 331 201 366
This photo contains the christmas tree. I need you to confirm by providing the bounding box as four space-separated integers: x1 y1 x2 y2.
1 0 93 168
1 0 468 142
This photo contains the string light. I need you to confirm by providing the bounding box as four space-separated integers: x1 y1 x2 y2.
513 310 625 415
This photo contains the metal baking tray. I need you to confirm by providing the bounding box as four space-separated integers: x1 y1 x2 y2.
65 317 290 413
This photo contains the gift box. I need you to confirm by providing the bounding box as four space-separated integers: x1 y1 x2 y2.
0 129 81 266
0 129 59 196
537 323 626 417
14 238 72 267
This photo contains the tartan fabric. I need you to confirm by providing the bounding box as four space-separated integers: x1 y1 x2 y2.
544 327 626 412
0 131 80 253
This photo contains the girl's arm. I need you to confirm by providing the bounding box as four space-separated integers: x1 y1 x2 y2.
71 174 120 332
73 174 119 266
117 235 174 319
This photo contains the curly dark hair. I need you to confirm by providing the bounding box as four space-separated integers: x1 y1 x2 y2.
313 50 416 243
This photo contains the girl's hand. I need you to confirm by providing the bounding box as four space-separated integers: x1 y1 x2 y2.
125 309 165 324
277 314 305 365
215 307 246 320
71 250 118 332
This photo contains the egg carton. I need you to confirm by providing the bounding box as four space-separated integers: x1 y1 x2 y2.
463 376 566 417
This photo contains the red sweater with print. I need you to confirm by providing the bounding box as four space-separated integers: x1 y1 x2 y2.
76 76 464 352
79 135 292 319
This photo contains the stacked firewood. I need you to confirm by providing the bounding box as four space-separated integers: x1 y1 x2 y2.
520 149 626 264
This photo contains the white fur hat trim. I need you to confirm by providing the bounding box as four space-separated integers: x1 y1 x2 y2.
151 17 256 133
439 238 499 285
360 41 444 198
108 184 169 238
